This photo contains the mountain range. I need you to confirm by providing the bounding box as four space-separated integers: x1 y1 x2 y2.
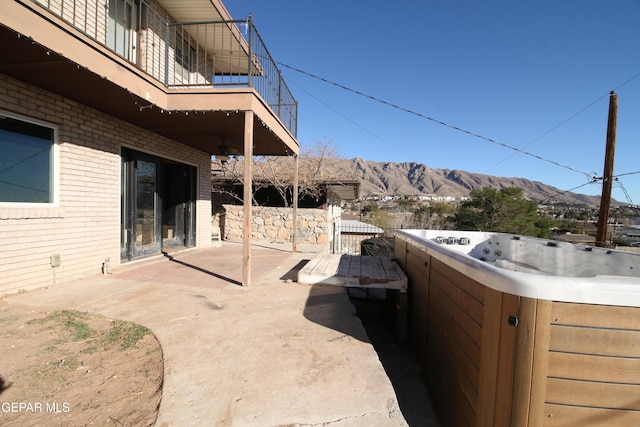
346 158 605 207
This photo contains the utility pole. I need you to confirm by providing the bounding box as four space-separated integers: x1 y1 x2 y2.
595 91 618 247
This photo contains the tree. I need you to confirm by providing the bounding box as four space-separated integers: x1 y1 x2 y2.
396 198 416 211
368 207 391 230
214 139 354 207
413 202 456 229
362 203 380 215
295 139 354 203
453 187 556 237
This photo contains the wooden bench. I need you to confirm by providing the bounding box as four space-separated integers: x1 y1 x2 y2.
298 254 407 291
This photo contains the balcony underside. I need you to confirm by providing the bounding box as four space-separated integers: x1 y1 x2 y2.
0 4 298 157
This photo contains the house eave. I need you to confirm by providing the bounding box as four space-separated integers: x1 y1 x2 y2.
156 0 234 23
326 182 360 201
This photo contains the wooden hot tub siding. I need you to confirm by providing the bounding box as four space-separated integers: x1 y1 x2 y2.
394 237 640 427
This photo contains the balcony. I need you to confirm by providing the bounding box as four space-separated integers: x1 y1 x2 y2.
0 0 298 156
164 20 297 135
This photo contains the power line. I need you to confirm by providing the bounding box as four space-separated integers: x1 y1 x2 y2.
482 93 610 173
614 170 640 179
292 72 640 205
541 179 598 205
279 63 640 204
285 78 418 159
615 179 635 207
278 62 593 179
546 171 640 205
483 71 640 174
612 71 640 92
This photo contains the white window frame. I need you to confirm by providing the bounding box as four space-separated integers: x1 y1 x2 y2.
0 110 59 208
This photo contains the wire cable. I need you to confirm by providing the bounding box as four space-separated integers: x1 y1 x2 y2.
482 93 610 173
279 63 640 205
615 179 635 207
614 170 640 179
483 71 640 174
278 62 593 179
541 179 598 205
285 78 418 159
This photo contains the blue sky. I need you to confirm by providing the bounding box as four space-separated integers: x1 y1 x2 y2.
226 1 640 204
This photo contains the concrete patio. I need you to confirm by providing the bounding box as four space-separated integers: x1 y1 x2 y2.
2 242 439 426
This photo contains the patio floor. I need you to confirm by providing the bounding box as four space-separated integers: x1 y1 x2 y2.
2 242 440 426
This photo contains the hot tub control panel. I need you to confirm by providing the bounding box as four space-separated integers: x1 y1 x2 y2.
434 236 471 245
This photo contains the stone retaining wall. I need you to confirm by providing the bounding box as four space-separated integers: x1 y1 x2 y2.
215 205 331 249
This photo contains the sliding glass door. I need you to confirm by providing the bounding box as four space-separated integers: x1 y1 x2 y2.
162 161 196 249
121 149 161 260
121 149 196 261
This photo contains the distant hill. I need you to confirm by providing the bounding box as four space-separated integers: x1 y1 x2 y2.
347 158 605 207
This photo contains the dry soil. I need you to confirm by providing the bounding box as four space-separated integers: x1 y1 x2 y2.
0 301 163 426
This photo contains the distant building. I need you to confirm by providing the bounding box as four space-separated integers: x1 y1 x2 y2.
619 226 640 246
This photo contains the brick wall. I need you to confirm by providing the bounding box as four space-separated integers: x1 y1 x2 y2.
0 73 211 294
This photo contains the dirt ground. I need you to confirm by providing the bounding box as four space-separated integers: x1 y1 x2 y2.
0 301 163 427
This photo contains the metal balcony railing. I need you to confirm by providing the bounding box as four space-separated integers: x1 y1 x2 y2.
31 0 298 136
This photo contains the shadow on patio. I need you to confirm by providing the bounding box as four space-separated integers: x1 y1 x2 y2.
163 252 242 286
298 282 441 426
116 242 293 288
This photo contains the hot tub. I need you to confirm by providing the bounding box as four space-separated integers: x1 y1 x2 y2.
394 229 640 427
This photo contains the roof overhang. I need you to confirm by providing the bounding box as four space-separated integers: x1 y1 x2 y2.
326 182 360 201
156 0 233 22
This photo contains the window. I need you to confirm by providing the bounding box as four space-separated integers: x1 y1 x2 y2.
175 35 195 82
107 0 139 61
0 112 57 203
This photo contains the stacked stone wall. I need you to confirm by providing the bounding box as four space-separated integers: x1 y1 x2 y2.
217 205 331 249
